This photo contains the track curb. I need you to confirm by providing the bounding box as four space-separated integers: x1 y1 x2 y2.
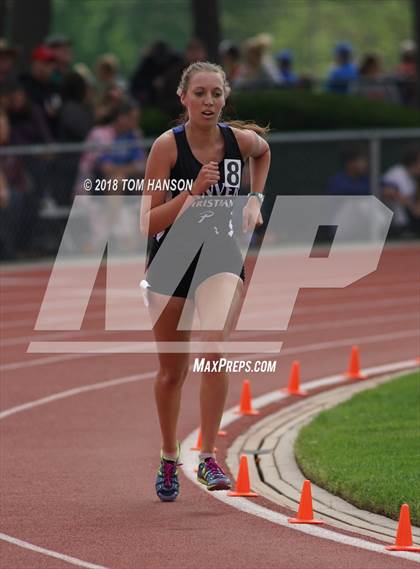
226 370 420 544
181 358 420 563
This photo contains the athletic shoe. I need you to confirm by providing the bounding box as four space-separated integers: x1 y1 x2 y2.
197 457 232 491
155 444 181 502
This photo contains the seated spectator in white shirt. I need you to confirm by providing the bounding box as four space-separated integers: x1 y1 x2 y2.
381 144 420 237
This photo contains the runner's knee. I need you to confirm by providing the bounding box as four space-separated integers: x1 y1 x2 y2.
156 365 189 389
200 330 226 361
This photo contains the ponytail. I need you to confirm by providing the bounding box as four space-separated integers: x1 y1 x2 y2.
222 119 270 137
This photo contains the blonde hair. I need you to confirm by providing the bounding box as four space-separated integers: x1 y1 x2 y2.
177 61 269 136
177 60 230 97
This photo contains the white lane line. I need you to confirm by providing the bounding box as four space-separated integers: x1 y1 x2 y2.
234 312 419 336
276 329 419 355
2 279 418 309
0 371 155 420
181 359 420 563
1 280 418 307
0 353 97 372
2 293 415 333
2 311 417 348
240 296 419 324
2 328 419 373
0 240 416 273
1 285 418 317
0 533 110 569
1 359 418 566
0 352 269 414
1 288 417 331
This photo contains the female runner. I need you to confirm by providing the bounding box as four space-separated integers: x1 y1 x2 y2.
140 61 270 501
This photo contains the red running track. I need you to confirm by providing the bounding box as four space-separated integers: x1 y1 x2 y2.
0 243 419 569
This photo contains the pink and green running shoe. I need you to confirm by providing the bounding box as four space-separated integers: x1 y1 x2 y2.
197 457 232 491
155 444 181 502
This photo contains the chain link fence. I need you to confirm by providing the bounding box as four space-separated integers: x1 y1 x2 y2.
0 128 418 261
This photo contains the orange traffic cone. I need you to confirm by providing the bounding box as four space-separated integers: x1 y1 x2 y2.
281 361 308 396
190 429 202 451
288 480 324 524
190 429 217 452
386 504 420 551
227 455 259 497
345 346 367 380
235 380 259 415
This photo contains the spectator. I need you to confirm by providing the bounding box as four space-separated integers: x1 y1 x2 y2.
95 53 127 97
45 34 74 86
95 81 126 124
51 72 95 206
325 146 375 243
156 38 206 117
326 146 370 195
3 79 54 240
73 62 97 107
234 34 279 89
326 42 358 95
0 39 19 84
74 121 115 197
394 40 417 107
57 71 93 142
184 38 207 64
4 79 53 145
19 44 61 136
75 98 145 194
353 53 400 104
77 99 146 251
381 144 420 237
0 109 34 259
96 98 145 186
275 49 298 86
395 40 416 80
219 40 242 84
130 40 180 105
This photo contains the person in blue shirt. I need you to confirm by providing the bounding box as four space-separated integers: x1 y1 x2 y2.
97 98 146 185
326 42 358 95
326 147 370 196
275 49 298 86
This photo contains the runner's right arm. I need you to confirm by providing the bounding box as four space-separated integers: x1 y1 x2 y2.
140 133 219 237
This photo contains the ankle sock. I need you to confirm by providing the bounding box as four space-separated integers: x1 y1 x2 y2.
162 451 178 461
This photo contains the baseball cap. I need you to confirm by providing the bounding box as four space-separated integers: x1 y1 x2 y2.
31 45 56 62
334 42 353 55
276 49 293 62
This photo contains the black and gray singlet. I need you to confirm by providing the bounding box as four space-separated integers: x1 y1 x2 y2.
145 122 246 298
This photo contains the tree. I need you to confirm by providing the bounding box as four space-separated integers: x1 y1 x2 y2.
8 0 51 70
191 0 220 61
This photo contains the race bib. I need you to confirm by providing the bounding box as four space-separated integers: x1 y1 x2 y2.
224 159 241 190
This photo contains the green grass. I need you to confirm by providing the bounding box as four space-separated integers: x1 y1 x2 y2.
295 372 420 525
